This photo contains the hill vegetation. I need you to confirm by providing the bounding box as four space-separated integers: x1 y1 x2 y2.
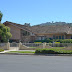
35 21 72 26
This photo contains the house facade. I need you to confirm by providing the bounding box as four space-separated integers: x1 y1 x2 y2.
4 21 35 43
3 21 72 43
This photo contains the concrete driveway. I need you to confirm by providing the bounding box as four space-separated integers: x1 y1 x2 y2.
0 55 72 72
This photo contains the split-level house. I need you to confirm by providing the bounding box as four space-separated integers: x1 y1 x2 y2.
4 21 72 43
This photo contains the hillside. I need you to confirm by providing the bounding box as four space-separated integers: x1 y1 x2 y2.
34 22 72 26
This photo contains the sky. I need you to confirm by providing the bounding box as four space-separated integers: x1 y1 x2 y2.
1 0 72 25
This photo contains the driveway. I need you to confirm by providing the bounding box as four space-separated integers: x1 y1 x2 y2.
0 55 72 72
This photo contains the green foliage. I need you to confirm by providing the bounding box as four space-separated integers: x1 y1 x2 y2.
35 39 72 43
35 48 72 54
0 11 3 22
34 38 53 43
0 48 4 52
0 23 12 43
55 39 72 43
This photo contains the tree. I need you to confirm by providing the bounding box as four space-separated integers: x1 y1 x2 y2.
0 24 12 42
0 11 12 42
0 11 3 23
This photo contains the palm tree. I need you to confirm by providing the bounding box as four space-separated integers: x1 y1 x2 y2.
0 11 3 23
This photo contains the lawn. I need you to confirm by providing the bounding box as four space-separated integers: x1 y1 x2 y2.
6 47 72 54
0 48 4 52
7 51 35 53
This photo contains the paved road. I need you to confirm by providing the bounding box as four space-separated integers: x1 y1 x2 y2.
0 55 72 72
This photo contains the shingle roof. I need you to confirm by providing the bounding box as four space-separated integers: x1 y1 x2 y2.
30 25 72 34
3 21 72 34
3 21 33 33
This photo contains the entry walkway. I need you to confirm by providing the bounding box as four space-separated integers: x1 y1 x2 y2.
0 47 35 53
0 47 19 53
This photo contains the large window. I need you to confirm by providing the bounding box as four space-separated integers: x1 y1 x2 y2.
53 35 64 39
37 36 46 40
21 30 30 36
38 37 41 40
41 36 46 40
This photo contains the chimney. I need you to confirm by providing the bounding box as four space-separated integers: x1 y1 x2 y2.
24 23 30 27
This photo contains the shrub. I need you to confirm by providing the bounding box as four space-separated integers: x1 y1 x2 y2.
0 48 4 52
35 48 72 54
34 39 72 43
34 38 53 43
56 39 72 43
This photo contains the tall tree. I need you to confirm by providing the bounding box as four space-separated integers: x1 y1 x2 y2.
0 24 12 43
0 11 12 42
0 11 3 23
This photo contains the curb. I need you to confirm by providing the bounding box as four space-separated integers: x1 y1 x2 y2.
0 53 72 56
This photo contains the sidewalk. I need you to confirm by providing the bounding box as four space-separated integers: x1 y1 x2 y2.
0 50 35 53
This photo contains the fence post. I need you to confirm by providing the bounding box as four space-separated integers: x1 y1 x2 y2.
7 42 10 50
19 42 22 50
43 42 46 48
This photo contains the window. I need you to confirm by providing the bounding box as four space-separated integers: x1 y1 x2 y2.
21 30 30 36
38 37 41 40
53 35 55 39
56 36 58 39
37 36 45 40
42 36 46 40
71 36 72 39
59 36 61 39
62 36 64 39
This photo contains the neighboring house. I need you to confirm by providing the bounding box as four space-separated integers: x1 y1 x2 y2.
3 21 72 43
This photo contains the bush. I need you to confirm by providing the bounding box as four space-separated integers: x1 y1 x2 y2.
35 48 72 54
0 48 4 52
55 39 72 43
34 39 72 43
35 49 58 54
34 38 53 43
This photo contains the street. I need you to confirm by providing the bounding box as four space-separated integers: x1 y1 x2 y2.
0 55 72 72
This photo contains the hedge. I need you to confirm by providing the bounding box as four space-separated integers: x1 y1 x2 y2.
35 48 72 54
34 39 72 43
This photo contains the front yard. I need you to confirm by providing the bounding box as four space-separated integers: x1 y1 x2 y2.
0 48 4 52
6 47 72 54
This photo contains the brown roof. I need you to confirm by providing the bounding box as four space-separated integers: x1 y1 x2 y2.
3 21 72 34
30 25 72 34
3 21 34 33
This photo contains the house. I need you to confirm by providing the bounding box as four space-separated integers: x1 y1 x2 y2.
3 21 35 43
3 21 72 43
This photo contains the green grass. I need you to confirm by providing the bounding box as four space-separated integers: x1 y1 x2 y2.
0 48 4 52
7 51 35 53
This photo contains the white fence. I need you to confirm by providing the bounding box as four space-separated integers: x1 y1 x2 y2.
22 43 44 48
0 43 8 50
0 42 72 50
0 43 7 47
22 43 72 48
